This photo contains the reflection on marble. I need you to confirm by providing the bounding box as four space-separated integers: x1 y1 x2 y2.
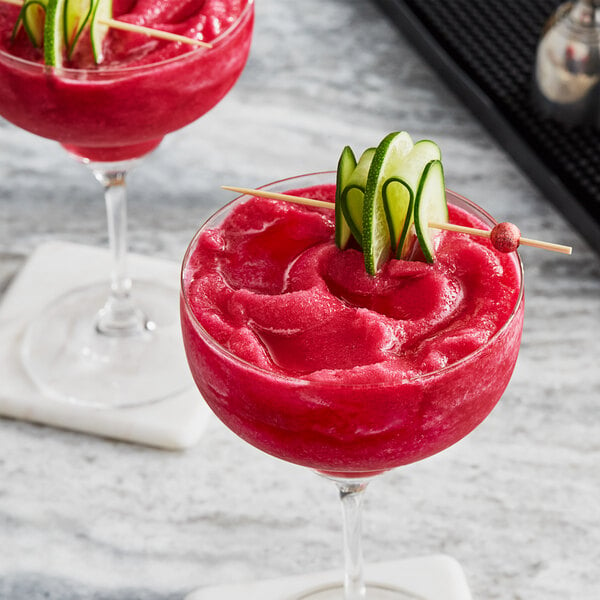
1 1 599 599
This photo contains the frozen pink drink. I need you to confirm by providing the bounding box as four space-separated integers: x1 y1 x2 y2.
181 174 524 477
0 0 253 161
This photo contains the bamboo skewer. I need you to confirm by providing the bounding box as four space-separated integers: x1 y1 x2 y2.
221 186 573 255
427 221 572 254
96 19 212 48
222 186 332 210
2 0 212 48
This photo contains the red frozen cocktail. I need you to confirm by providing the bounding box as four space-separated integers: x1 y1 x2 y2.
0 0 254 161
181 172 524 477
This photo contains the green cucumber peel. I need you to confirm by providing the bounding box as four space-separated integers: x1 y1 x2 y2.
387 139 441 259
341 186 364 247
11 5 25 43
90 0 112 64
382 176 413 255
335 146 357 250
362 131 414 275
44 0 67 66
16 0 48 47
340 147 375 248
414 159 448 263
64 0 93 58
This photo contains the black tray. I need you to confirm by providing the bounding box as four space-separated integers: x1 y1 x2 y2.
373 0 600 254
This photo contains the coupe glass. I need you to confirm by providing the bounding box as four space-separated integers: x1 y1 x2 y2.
0 0 254 407
180 172 525 599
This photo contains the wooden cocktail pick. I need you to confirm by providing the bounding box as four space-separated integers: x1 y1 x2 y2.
221 185 573 255
2 0 213 48
91 18 212 48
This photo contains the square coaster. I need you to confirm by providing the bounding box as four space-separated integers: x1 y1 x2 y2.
0 241 211 450
186 555 472 600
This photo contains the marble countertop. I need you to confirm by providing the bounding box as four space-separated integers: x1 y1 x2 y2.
1 1 599 599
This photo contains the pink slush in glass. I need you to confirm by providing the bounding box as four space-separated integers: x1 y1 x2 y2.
180 172 524 600
0 0 254 407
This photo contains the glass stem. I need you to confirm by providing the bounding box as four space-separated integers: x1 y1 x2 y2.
334 477 371 600
92 165 147 337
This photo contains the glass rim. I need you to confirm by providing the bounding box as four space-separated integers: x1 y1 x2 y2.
181 171 525 389
0 0 253 75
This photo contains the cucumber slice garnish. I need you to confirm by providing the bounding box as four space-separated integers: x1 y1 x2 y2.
15 0 107 64
382 176 412 254
340 147 375 248
335 146 357 250
44 0 67 66
64 0 93 58
385 139 442 259
90 0 112 64
18 0 48 48
362 131 414 275
11 6 24 42
414 159 448 263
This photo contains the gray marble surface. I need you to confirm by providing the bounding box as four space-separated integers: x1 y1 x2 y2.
1 1 599 599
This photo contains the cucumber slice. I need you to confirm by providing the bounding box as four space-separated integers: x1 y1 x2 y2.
44 0 67 66
64 0 93 58
414 159 448 263
10 4 25 43
382 176 412 254
386 139 442 259
362 131 414 275
340 147 375 248
335 146 357 250
90 0 112 64
11 6 24 42
19 0 48 48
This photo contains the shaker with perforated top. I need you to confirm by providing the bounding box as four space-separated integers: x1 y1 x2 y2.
534 0 600 126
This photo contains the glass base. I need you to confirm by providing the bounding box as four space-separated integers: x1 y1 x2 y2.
62 139 162 163
294 583 423 600
21 280 191 409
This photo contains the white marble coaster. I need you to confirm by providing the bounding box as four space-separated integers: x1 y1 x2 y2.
0 241 211 450
186 555 472 600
